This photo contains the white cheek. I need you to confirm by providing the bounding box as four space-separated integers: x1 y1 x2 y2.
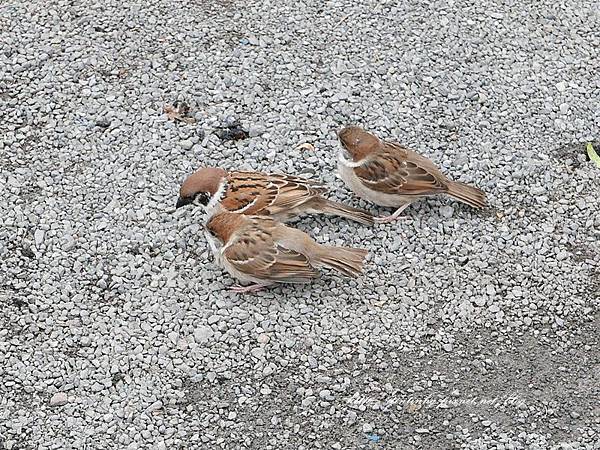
204 230 223 264
206 181 227 211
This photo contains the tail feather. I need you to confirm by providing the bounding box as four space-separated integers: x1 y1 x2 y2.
312 198 374 225
316 247 368 278
447 181 486 209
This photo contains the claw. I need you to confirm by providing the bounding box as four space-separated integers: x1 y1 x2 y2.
229 284 268 293
374 205 410 224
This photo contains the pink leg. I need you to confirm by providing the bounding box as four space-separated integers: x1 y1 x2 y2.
374 205 410 224
229 283 269 293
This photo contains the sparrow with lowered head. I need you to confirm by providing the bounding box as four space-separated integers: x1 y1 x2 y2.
176 167 374 225
337 126 486 223
205 211 368 293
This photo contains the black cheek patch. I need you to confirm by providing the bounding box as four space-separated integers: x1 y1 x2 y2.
196 192 211 206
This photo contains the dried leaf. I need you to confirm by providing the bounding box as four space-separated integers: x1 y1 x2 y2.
586 142 600 168
163 104 178 120
164 102 196 124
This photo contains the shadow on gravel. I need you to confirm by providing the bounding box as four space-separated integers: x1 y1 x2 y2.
176 316 599 448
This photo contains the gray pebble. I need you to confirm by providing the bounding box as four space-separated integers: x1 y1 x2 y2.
1 1 597 448
49 392 68 407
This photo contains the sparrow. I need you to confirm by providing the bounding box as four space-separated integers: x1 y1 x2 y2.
176 167 374 225
205 212 368 293
337 126 486 223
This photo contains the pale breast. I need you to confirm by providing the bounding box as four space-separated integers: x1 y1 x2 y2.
204 230 223 265
337 157 411 207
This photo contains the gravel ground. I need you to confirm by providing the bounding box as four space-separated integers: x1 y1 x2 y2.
1 0 599 448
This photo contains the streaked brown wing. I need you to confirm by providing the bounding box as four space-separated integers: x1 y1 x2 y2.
267 172 327 191
222 172 278 214
224 218 319 283
354 143 448 195
224 171 325 216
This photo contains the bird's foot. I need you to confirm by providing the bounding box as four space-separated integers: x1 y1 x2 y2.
229 284 268 293
374 205 410 224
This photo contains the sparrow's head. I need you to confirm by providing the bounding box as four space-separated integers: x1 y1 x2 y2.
176 167 228 209
205 212 246 244
337 126 381 161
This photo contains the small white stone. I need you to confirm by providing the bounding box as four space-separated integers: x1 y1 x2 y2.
50 392 68 406
34 229 45 247
62 235 76 251
485 11 504 19
249 125 264 137
179 140 193 150
257 333 270 344
194 326 213 343
439 205 454 219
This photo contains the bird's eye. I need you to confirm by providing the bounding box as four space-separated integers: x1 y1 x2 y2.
194 192 210 206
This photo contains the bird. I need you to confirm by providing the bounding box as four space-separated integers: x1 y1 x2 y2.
205 211 368 293
337 126 486 223
176 167 374 225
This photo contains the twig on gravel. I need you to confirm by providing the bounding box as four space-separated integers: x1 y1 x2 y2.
333 13 350 30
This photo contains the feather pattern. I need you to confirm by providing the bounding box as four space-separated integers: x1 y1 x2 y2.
220 171 327 217
337 127 486 210
178 167 374 225
354 143 449 196
206 212 368 288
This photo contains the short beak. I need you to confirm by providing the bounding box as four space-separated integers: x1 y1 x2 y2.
175 196 193 209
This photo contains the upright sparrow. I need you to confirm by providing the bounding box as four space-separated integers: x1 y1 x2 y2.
337 126 486 222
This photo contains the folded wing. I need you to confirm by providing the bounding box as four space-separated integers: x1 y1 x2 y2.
354 143 448 196
223 217 319 283
223 171 327 215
